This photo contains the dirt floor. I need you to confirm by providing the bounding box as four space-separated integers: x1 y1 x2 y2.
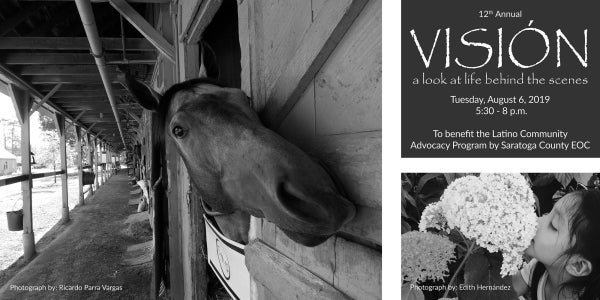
0 171 152 299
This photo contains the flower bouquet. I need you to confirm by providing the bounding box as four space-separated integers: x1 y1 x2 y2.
401 173 538 300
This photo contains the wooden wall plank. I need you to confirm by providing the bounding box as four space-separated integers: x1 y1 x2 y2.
299 131 381 208
278 81 315 141
166 137 184 300
315 0 381 135
334 237 381 300
245 240 349 300
252 281 278 300
261 219 278 248
311 0 327 19
248 217 262 241
260 0 369 128
274 227 335 283
340 205 381 246
237 0 251 96
247 0 264 109
258 0 311 105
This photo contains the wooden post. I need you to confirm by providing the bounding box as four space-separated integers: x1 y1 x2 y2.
76 127 84 205
8 83 35 260
101 143 105 182
86 133 94 195
99 142 104 185
93 137 99 190
54 113 69 223
108 148 112 177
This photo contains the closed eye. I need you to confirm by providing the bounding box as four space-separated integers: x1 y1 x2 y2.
549 217 558 231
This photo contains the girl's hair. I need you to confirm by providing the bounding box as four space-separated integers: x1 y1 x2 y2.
561 189 600 300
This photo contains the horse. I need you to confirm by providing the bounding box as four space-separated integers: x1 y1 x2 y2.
119 73 356 248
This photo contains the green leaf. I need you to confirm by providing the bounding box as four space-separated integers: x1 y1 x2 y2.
552 173 594 188
403 188 417 207
459 252 518 300
401 283 425 300
415 173 443 194
401 220 412 233
443 173 470 185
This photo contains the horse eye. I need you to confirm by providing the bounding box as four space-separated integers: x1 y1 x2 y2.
172 126 187 138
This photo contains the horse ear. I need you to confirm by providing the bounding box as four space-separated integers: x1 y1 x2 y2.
117 67 161 111
198 40 219 80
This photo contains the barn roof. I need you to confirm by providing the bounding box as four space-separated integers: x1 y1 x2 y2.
0 0 166 152
0 146 17 159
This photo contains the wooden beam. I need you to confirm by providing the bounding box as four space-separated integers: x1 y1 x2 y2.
38 84 123 91
79 119 120 124
20 0 170 3
108 0 176 63
30 83 62 116
0 80 7 95
54 97 109 103
8 83 30 124
31 171 66 179
260 0 369 128
73 110 87 121
0 62 102 142
124 109 141 123
0 37 154 51
2 53 155 65
52 90 128 98
0 4 44 36
87 122 98 131
180 0 222 43
0 174 28 187
17 65 118 76
27 75 105 84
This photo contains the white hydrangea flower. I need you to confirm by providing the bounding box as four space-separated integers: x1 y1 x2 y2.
401 231 456 284
419 173 538 277
419 201 449 232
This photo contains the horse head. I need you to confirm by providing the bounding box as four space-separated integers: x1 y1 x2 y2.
121 74 356 247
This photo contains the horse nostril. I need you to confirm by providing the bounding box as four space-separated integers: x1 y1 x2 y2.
276 182 328 224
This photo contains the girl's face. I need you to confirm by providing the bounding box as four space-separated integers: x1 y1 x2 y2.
525 194 578 266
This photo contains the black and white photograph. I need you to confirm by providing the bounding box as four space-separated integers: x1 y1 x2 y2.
0 0 382 299
401 173 600 300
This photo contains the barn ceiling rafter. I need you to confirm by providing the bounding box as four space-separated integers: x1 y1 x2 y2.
0 0 161 151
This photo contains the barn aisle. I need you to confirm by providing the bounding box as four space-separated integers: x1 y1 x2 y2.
0 173 152 300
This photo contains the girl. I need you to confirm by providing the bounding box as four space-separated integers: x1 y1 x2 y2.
513 189 600 300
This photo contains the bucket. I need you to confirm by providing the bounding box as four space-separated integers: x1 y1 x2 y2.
82 165 95 185
6 209 23 231
82 171 95 185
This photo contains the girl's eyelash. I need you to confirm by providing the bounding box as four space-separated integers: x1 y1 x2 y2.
550 222 556 230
